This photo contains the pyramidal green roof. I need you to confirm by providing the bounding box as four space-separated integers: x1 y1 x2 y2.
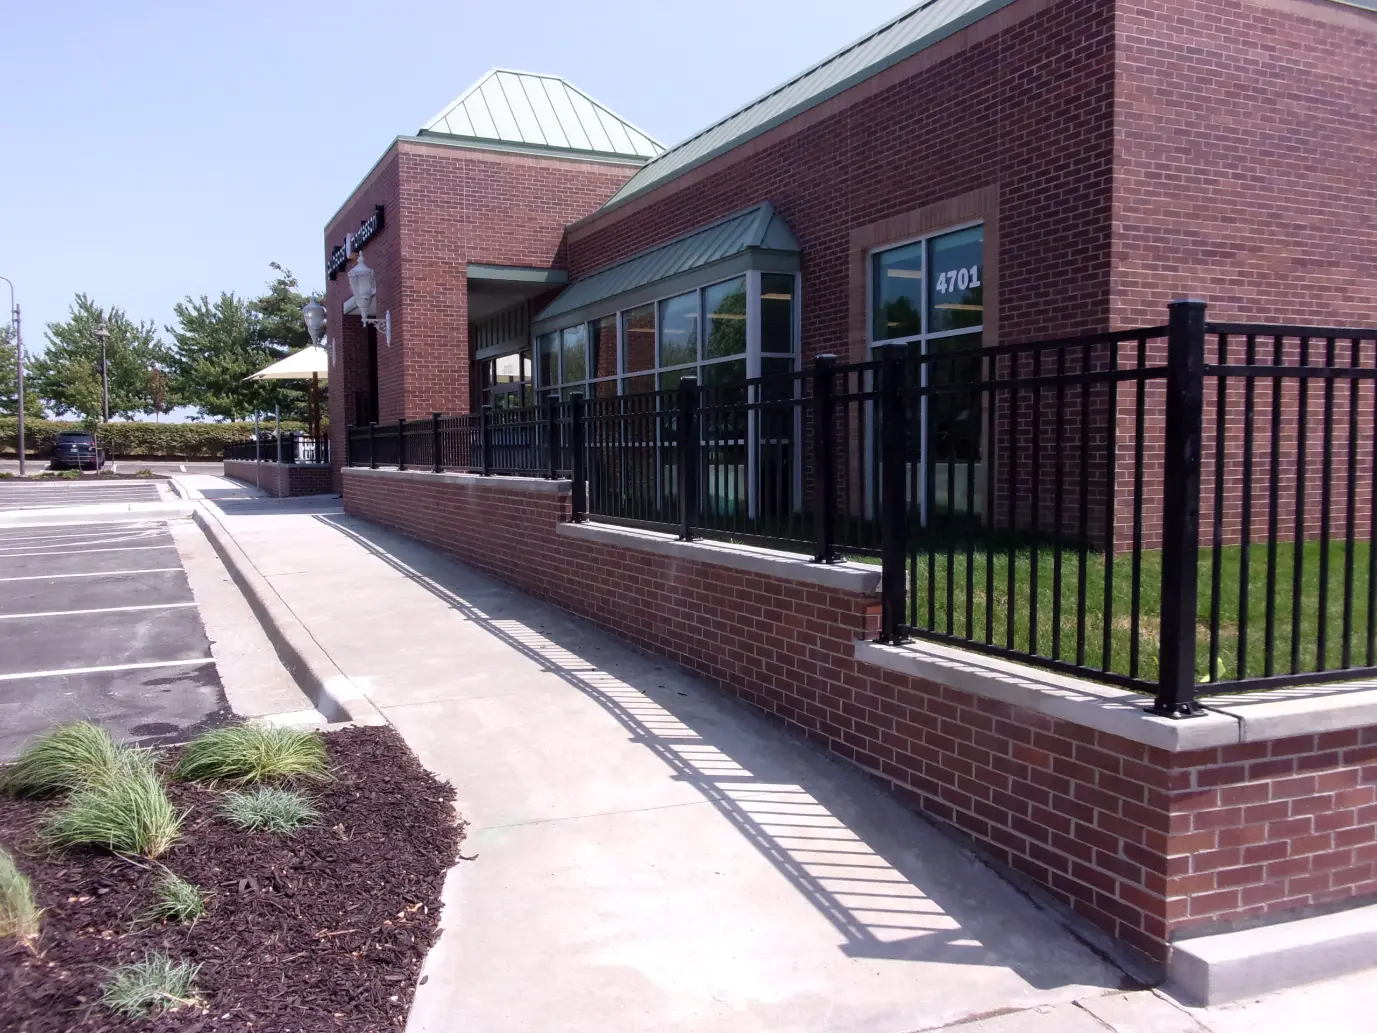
421 69 663 160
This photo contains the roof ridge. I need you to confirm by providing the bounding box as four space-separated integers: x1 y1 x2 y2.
640 0 942 168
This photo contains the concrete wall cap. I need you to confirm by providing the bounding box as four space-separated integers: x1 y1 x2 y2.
1202 679 1377 741
344 465 573 494
557 520 882 594
855 639 1240 751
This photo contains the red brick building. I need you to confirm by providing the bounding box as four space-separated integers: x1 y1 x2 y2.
325 0 1375 495
324 0 1377 980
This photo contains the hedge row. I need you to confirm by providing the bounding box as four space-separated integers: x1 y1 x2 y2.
0 418 325 459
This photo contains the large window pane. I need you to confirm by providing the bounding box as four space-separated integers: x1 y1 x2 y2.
561 324 587 384
658 292 698 367
872 241 924 343
622 305 655 373
535 333 557 388
704 278 747 359
591 314 618 379
928 226 984 333
760 273 794 354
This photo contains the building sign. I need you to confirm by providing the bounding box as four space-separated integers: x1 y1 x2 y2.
326 205 386 279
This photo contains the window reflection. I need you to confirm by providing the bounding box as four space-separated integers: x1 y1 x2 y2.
704 277 747 359
761 273 794 354
872 241 924 343
658 292 699 368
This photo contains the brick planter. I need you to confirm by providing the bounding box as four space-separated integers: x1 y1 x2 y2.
343 465 1377 973
224 460 334 498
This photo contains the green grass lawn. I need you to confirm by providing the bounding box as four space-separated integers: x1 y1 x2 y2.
892 538 1375 687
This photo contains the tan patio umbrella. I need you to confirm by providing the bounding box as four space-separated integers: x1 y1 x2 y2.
248 346 328 440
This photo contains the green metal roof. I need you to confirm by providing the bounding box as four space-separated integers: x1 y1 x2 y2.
596 0 1016 215
533 203 798 330
421 69 663 160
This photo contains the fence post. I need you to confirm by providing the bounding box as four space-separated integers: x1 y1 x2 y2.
431 412 442 473
480 405 493 476
1154 298 1208 717
369 423 377 470
546 394 559 479
812 354 839 563
877 344 909 644
397 417 407 470
677 376 700 541
570 392 587 521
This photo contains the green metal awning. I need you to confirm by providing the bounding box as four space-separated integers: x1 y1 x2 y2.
532 202 799 333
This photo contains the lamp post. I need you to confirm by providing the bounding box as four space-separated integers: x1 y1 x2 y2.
0 276 23 476
301 296 326 443
94 321 110 422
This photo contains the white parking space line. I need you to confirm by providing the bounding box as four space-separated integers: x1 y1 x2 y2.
0 658 215 682
0 537 170 554
0 568 184 583
0 544 179 559
0 528 167 543
0 602 197 620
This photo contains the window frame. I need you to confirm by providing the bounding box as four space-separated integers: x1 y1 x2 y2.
866 219 985 352
533 270 802 399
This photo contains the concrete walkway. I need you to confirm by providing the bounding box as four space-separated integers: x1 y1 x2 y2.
176 475 1372 1033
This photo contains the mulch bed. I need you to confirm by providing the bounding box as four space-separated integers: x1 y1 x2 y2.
0 726 464 1033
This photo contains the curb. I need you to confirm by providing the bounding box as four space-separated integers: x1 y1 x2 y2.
189 502 386 727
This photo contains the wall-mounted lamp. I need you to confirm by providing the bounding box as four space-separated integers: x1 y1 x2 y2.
301 295 329 363
347 253 391 346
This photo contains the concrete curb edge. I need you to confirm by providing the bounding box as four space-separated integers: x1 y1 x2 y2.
189 502 386 727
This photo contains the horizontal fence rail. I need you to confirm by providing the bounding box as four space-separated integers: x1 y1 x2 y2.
345 304 1377 715
225 432 330 465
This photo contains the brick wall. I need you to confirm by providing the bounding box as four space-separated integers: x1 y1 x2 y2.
1111 0 1377 328
223 460 334 498
344 465 1377 970
395 142 639 420
568 0 1118 358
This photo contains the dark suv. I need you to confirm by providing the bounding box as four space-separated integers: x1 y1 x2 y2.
50 431 105 470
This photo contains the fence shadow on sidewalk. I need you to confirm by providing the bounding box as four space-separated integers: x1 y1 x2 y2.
309 512 1123 991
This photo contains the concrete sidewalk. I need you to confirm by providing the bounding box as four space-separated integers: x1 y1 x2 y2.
177 474 1372 1033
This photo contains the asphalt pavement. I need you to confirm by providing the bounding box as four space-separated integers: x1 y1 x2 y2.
0 518 231 761
0 480 163 512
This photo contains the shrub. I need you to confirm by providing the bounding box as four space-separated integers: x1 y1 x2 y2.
174 725 328 785
0 848 41 941
134 468 155 478
144 871 207 924
1 722 121 798
101 952 201 1018
41 750 183 858
0 417 325 460
220 787 318 834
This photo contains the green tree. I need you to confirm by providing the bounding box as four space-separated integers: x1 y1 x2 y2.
28 295 168 423
0 325 45 419
165 263 322 421
165 292 274 420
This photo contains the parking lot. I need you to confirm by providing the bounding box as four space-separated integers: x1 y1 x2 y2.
0 479 165 511
0 518 231 761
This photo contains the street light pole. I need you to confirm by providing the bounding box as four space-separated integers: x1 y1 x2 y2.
95 321 109 422
0 276 22 476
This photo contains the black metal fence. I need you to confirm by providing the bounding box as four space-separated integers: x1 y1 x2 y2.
345 302 1377 716
225 432 330 465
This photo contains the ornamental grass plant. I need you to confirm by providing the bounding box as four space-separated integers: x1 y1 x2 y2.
1 722 121 798
101 953 201 1019
173 725 328 785
0 848 41 941
41 749 183 859
219 786 319 834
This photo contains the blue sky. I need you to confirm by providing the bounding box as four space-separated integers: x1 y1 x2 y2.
2 0 914 359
